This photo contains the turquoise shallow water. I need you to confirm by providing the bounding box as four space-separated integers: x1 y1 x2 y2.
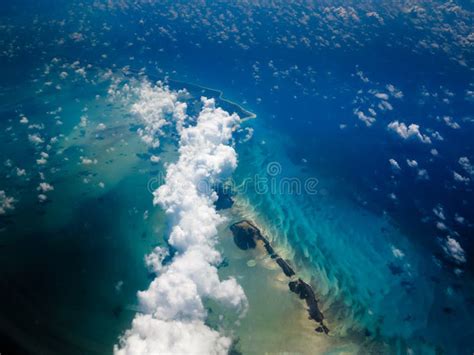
0 71 166 353
232 119 474 353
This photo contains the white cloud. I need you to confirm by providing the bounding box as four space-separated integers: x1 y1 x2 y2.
115 316 232 355
443 236 466 264
115 280 124 293
0 191 15 215
386 84 403 99
115 86 247 355
16 168 26 177
433 205 446 220
442 116 460 129
37 182 54 193
131 81 188 148
28 123 44 130
356 70 369 83
431 131 444 141
387 121 431 144
454 214 465 224
453 171 470 183
437 221 447 231
417 169 429 180
36 157 48 165
354 109 376 126
144 246 168 274
406 159 418 168
36 152 49 165
374 92 389 100
81 157 97 165
389 158 401 170
79 115 88 128
378 100 393 111
241 127 254 142
459 157 473 175
391 245 405 259
28 133 44 145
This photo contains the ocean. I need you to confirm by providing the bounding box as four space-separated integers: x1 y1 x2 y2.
1 1 473 354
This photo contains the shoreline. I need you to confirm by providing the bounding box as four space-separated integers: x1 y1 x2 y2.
123 69 257 122
229 220 329 335
168 78 257 122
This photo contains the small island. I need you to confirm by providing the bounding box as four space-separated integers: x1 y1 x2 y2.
230 220 329 334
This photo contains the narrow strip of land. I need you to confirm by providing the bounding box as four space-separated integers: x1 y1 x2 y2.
230 220 329 334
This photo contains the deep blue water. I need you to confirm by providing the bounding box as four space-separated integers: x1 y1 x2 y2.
1 1 473 354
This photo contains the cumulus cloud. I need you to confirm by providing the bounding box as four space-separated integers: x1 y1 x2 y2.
454 214 465 224
37 182 54 193
433 205 446 220
116 316 231 355
387 121 431 144
28 133 44 145
453 171 470 183
389 158 401 170
459 157 473 175
378 100 393 111
131 81 188 148
374 92 389 100
442 116 460 129
391 245 405 259
356 70 369 83
417 169 429 180
144 246 168 274
436 222 447 231
406 159 418 168
386 84 403 99
115 86 247 355
431 131 444 141
240 127 254 143
354 109 376 126
16 167 26 177
0 191 15 215
443 236 466 264
36 157 48 165
79 115 88 128
81 157 97 165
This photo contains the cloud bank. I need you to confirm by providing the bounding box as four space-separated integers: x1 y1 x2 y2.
115 83 247 355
